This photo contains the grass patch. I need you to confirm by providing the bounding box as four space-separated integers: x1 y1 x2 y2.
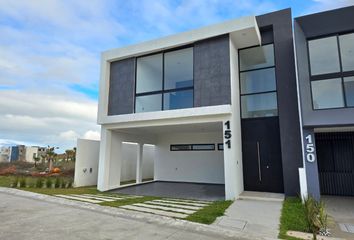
99 196 161 207
0 176 15 187
279 197 308 240
186 200 233 224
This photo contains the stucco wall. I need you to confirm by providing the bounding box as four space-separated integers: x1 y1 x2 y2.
120 143 154 181
76 139 154 187
155 132 224 184
74 139 100 187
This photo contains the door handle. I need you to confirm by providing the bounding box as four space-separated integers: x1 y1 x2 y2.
257 141 262 182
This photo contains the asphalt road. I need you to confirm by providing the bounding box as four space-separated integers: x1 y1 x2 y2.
0 192 234 240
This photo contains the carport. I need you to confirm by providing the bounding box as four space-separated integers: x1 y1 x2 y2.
109 181 225 201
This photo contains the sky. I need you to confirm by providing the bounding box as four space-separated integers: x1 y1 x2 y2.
0 0 353 152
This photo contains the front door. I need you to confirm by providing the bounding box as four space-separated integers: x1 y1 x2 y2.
241 117 284 193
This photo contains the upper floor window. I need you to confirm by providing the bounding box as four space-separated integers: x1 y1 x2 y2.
239 44 278 118
135 47 193 113
308 33 354 110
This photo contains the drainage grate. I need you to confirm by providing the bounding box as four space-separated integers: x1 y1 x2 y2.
339 223 354 233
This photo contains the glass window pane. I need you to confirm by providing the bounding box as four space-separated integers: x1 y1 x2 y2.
163 90 193 110
311 78 344 109
308 37 340 75
164 48 193 90
136 54 162 93
135 94 162 113
344 76 354 107
339 33 354 72
171 145 191 151
192 144 215 151
240 68 276 94
241 92 278 118
239 44 274 71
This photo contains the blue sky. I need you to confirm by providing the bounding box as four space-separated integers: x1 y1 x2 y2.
0 0 353 151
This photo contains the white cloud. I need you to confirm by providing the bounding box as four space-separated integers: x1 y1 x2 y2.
83 130 101 141
59 130 80 141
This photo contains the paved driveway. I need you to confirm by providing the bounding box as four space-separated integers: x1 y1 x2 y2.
0 191 246 240
322 196 354 239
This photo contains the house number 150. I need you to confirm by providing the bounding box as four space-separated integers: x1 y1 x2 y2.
305 134 315 163
224 121 232 149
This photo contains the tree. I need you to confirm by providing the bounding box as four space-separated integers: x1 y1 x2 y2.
33 156 40 168
44 146 58 172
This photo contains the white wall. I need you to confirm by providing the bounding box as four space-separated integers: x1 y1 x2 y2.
74 139 100 187
25 147 37 163
120 143 154 182
155 131 224 184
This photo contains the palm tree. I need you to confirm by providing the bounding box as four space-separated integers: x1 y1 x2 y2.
45 146 58 171
33 156 40 168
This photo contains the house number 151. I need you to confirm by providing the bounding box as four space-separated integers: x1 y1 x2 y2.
224 121 232 149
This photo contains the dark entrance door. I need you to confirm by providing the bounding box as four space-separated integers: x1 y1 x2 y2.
316 132 354 196
241 117 284 193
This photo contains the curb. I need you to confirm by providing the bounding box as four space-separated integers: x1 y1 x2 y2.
0 187 270 240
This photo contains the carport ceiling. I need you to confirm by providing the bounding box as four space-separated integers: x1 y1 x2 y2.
114 122 223 135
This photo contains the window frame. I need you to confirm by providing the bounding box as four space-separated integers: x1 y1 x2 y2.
134 45 194 113
170 144 216 151
238 43 279 119
307 32 354 110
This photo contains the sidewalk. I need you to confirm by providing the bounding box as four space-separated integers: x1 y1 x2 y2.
213 192 283 240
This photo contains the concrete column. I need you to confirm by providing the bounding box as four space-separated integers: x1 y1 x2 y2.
302 128 321 200
97 127 112 191
136 143 143 184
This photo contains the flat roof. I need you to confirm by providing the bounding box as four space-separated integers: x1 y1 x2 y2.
102 15 260 62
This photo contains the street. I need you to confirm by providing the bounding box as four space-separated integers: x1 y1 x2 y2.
0 192 236 240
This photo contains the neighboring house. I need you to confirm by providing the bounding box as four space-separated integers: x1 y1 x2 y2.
294 6 354 198
96 6 354 200
0 147 10 162
25 146 46 163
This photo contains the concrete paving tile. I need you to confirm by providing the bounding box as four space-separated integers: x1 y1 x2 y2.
217 218 247 230
133 203 196 214
55 194 103 203
146 201 203 210
70 194 119 202
163 198 211 204
154 199 208 207
120 205 188 218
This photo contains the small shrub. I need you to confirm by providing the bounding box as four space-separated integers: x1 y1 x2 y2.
35 178 44 188
19 178 26 188
46 178 53 188
54 178 60 188
303 195 329 240
11 177 19 188
67 180 73 188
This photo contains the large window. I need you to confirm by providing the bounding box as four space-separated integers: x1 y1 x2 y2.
135 47 193 113
308 33 354 110
239 44 278 118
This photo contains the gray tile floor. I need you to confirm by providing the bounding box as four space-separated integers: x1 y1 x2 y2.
109 181 225 201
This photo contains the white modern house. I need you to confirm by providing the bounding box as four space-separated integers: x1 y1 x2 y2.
97 16 263 200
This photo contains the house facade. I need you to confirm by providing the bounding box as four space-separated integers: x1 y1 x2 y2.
97 6 354 200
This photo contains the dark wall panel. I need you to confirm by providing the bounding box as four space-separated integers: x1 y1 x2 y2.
256 9 303 196
108 58 135 115
194 35 231 107
296 5 354 38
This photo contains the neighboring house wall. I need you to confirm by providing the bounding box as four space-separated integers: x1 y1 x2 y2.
74 139 100 187
155 132 224 184
10 146 19 162
295 6 354 127
25 147 37 163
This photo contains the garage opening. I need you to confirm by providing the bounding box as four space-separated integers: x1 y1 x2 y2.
316 132 354 196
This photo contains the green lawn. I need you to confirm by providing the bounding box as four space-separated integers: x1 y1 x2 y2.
279 197 308 240
186 200 233 224
100 196 161 207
